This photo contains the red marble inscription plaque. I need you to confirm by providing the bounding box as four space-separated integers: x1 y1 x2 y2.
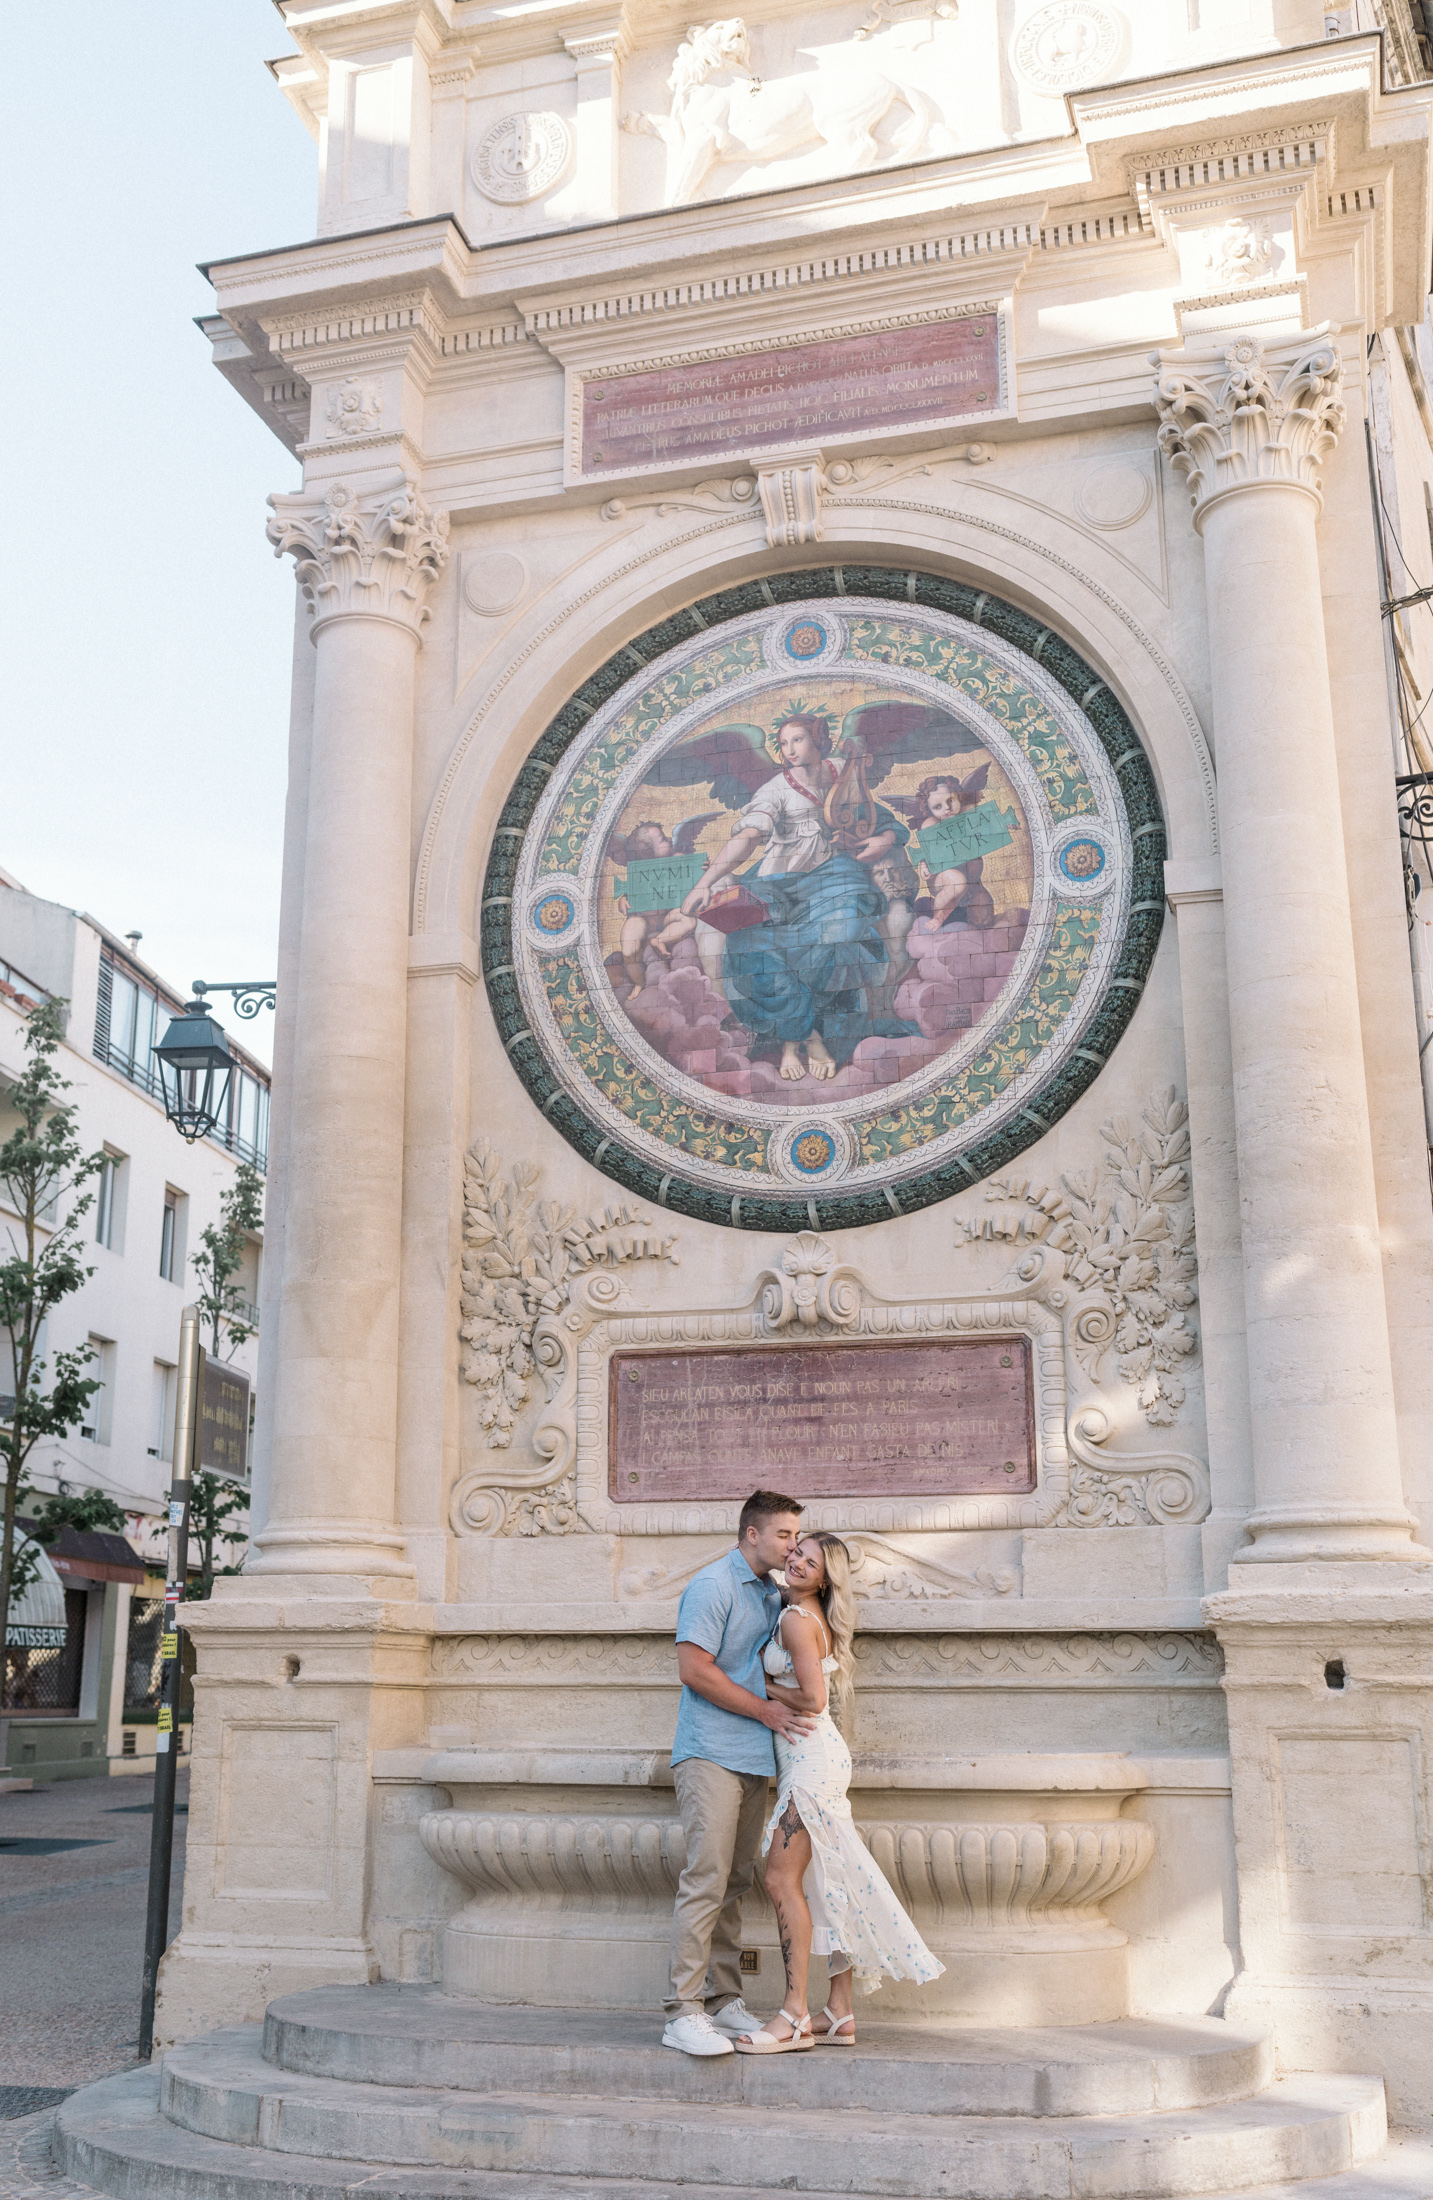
608 1338 1034 1502
581 316 1001 475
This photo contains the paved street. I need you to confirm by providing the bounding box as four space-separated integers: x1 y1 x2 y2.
0 1770 187 2198
0 1769 188 2101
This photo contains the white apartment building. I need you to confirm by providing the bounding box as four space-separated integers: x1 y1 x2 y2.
0 867 268 1781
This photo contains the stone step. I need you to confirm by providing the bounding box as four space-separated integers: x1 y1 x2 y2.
151 2031 1386 2198
264 1986 1275 2118
54 2067 1416 2200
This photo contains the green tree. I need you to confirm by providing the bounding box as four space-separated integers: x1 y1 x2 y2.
187 1471 251 1600
0 1000 104 1662
28 1489 126 1543
190 1160 264 1360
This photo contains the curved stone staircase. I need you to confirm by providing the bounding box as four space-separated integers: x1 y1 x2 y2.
51 1988 1433 2200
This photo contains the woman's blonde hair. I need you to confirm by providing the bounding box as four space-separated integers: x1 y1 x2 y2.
801 1530 856 1722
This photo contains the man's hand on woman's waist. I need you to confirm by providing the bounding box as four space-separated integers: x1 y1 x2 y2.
677 1643 817 1738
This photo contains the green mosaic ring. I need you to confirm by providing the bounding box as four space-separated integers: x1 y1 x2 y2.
482 567 1165 1232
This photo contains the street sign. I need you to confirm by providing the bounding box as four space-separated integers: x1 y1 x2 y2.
199 1360 249 1481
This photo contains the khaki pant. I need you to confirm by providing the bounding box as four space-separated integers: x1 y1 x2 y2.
666 1757 769 2017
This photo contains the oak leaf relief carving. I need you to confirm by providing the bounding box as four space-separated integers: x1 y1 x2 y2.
455 1139 678 1535
958 1087 1198 1427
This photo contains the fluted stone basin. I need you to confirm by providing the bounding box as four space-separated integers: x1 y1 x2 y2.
419 1749 1156 2023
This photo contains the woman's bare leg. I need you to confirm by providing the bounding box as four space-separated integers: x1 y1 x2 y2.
759 1800 814 2031
814 1959 854 2034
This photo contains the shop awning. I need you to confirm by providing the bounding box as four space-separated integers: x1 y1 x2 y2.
4 1538 68 1647
16 1518 146 1588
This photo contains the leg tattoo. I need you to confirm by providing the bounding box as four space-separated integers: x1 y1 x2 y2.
778 1799 804 1849
771 1894 796 1992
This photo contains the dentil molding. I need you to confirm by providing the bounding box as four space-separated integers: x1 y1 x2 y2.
1152 329 1346 526
267 478 450 637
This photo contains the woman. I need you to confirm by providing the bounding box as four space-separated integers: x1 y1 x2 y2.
681 715 920 1084
735 1531 944 2053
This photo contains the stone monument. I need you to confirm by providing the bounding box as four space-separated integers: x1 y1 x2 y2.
52 1 1433 2193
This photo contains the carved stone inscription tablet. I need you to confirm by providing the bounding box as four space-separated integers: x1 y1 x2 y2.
609 1338 1035 1501
580 315 1002 474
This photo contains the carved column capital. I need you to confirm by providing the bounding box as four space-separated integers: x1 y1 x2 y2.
1153 329 1346 528
267 477 450 639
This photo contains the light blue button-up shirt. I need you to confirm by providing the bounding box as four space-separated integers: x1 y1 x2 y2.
671 1547 782 1777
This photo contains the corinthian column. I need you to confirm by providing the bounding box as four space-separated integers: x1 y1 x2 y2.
256 478 449 1582
1154 333 1423 1564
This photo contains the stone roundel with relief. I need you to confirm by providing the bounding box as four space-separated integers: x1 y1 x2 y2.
1010 1 1124 93
472 111 573 203
482 570 1165 1232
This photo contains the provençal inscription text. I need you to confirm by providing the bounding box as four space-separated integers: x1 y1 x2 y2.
608 1338 1035 1500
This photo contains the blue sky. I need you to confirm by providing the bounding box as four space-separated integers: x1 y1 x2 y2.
3 4 316 1066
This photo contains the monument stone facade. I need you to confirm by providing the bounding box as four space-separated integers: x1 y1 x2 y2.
52 0 1433 2190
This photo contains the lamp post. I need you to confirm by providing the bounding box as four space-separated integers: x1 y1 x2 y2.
153 981 275 1145
140 978 275 2047
138 1304 201 2061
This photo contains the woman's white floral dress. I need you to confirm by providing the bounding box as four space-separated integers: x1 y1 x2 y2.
761 1617 944 1994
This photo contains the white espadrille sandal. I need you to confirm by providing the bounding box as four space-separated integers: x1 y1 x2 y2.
733 2006 814 2054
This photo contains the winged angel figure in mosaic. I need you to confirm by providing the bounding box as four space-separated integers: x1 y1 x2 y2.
619 698 980 1083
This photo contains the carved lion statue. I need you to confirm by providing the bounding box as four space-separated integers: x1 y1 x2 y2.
667 18 753 99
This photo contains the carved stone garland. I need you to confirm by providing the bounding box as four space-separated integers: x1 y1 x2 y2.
453 1138 678 1536
957 1090 1199 1421
954 1087 1207 1527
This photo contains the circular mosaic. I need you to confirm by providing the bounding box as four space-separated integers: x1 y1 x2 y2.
785 620 829 660
535 891 576 935
1060 838 1105 880
769 1117 859 1186
483 569 1165 1231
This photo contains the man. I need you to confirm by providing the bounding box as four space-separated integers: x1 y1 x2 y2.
663 1488 815 2058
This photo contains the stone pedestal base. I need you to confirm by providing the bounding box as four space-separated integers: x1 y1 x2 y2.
421 1749 1154 2027
152 1581 433 2047
1206 1567 1433 2131
154 1935 379 2047
439 1907 1134 2025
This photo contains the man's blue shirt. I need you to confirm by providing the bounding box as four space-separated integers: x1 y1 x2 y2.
671 1547 782 1776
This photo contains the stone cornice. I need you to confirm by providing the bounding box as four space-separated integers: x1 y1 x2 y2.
204 34 1428 456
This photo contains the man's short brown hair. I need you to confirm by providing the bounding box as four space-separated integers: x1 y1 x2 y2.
738 1489 804 1539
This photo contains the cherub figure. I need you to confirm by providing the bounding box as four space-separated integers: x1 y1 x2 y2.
609 813 719 997
652 695 978 1083
870 848 921 1011
896 766 994 930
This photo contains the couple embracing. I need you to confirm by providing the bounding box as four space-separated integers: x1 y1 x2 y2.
663 1489 943 2057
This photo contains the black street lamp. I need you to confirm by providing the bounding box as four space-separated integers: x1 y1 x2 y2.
154 999 234 1144
153 980 276 1143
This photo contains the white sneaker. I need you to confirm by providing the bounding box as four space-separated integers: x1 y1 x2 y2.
709 1997 760 2037
662 2010 736 2057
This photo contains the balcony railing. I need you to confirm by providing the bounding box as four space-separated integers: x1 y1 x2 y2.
0 957 48 1008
